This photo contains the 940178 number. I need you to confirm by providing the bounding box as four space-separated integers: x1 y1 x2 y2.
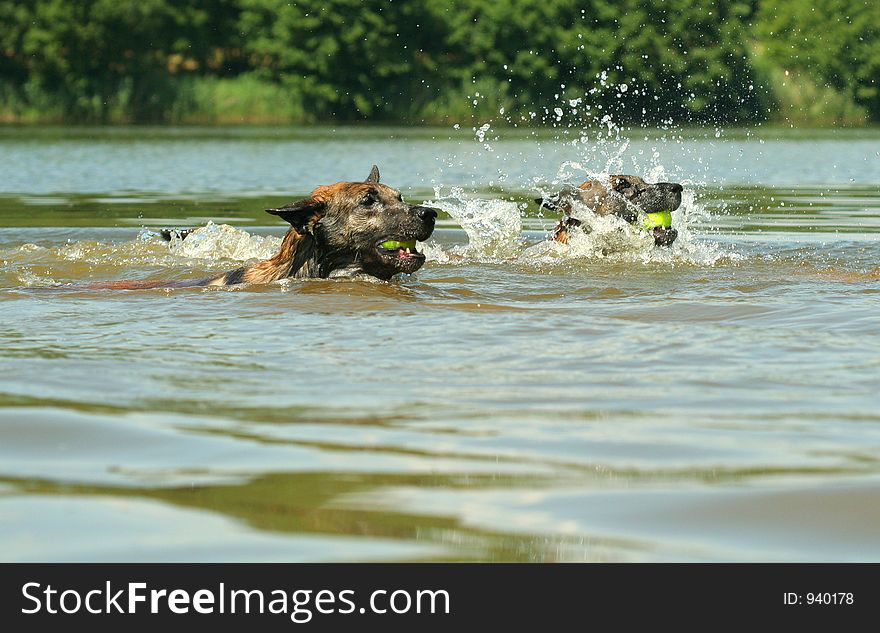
807 593 854 605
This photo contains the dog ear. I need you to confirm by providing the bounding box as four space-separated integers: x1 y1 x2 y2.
266 197 325 233
366 164 380 183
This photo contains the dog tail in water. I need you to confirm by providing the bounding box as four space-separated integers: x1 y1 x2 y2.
80 278 213 290
158 228 195 242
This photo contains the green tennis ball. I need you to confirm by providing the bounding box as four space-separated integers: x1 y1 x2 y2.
642 210 673 230
379 239 417 250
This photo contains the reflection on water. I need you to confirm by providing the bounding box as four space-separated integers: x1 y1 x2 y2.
1 127 879 562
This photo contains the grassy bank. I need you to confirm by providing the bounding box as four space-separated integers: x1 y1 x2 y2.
0 74 306 125
1 71 869 127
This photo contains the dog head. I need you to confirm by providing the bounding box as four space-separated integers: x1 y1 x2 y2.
266 165 437 280
537 174 683 246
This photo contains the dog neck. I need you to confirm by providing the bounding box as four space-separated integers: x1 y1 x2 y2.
215 228 365 285
209 229 313 285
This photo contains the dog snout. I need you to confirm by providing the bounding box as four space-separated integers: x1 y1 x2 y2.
413 206 438 222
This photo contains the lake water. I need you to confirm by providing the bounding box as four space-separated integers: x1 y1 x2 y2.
1 125 879 562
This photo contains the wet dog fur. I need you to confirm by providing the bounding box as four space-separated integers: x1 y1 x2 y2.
537 175 683 247
87 166 438 289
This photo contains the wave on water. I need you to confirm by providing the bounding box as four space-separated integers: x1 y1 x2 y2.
4 198 735 288
3 222 279 287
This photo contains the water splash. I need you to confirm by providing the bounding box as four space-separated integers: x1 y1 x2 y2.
15 270 61 287
425 187 523 259
524 214 737 267
423 67 739 268
161 222 279 261
420 184 733 268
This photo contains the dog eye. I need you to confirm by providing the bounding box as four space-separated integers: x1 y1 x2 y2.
397 193 403 202
361 193 377 206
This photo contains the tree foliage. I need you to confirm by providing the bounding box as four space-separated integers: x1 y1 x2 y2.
754 0 879 119
0 0 875 123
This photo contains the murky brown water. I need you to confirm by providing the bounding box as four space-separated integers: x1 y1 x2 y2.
1 126 879 561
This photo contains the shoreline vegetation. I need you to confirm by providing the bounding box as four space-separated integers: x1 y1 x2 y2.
0 1 876 127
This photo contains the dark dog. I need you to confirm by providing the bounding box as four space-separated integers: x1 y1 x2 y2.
537 175 683 247
88 166 437 289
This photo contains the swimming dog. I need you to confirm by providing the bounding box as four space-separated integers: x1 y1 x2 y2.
88 166 437 289
536 175 683 247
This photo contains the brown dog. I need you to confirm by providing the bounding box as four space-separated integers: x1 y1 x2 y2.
537 175 683 247
88 166 437 289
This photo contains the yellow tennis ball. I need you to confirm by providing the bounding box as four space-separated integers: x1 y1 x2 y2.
642 210 673 230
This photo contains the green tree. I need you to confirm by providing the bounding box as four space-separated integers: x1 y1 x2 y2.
0 0 239 121
754 0 880 119
238 0 446 120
